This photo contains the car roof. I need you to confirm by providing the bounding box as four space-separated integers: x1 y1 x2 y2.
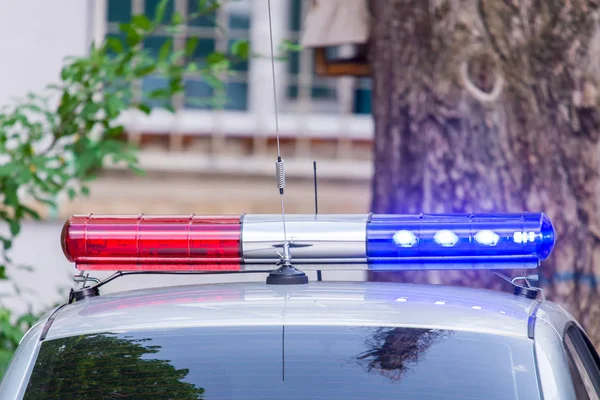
45 281 539 341
46 282 537 339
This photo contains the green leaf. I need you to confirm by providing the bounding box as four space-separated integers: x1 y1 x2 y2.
153 0 170 24
130 165 145 176
17 313 38 328
186 62 199 73
148 88 171 100
158 39 172 62
131 15 153 31
107 125 125 137
134 64 156 77
31 195 56 209
197 0 221 13
0 266 6 280
119 23 142 47
203 73 224 89
21 205 41 220
169 76 183 93
4 181 19 207
1 238 12 251
0 318 24 346
231 40 250 60
207 52 227 65
137 104 152 115
171 11 184 26
0 163 17 177
106 96 126 119
0 349 14 375
9 220 20 236
81 186 90 196
81 101 101 118
67 188 76 200
106 36 124 54
185 37 199 56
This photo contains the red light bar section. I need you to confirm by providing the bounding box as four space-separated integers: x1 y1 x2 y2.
62 214 242 271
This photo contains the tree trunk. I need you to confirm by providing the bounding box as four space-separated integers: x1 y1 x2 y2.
368 0 600 348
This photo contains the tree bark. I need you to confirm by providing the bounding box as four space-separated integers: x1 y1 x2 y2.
368 0 600 348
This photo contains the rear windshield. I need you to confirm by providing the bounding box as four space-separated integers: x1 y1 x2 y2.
24 326 541 400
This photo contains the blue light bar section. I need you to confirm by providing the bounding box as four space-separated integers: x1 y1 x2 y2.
366 213 555 269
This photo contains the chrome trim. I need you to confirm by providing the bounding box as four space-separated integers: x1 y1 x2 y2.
241 263 369 270
241 214 369 263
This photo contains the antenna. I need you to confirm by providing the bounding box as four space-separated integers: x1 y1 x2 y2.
265 0 307 285
313 161 319 215
314 161 322 282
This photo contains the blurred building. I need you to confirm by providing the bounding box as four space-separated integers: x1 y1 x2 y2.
0 0 373 312
2 0 373 216
91 0 372 215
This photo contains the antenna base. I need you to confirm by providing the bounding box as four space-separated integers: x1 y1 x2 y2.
69 286 100 303
266 261 309 285
513 285 539 299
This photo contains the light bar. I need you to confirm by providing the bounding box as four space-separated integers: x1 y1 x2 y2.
366 213 555 269
61 214 242 270
61 213 555 271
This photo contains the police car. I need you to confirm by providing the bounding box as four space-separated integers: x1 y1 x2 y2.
1 212 600 399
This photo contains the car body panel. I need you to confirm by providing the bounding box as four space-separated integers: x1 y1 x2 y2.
538 300 577 340
45 282 537 341
0 282 585 400
534 316 578 400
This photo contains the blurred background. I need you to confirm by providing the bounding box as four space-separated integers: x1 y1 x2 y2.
0 0 372 317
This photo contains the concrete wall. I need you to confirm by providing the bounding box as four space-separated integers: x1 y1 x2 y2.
0 0 88 316
0 0 90 107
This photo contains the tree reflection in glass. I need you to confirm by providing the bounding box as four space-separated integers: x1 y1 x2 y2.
24 333 205 400
357 327 452 381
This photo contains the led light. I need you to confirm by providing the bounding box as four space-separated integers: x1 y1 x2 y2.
474 230 500 246
513 231 523 243
393 230 417 247
62 214 242 271
366 212 555 269
434 300 446 305
434 230 459 247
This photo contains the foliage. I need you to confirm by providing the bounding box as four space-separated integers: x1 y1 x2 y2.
0 0 250 377
23 333 205 399
0 308 37 377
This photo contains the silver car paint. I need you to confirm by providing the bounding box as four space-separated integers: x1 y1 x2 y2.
0 316 46 399
45 282 536 340
0 282 584 399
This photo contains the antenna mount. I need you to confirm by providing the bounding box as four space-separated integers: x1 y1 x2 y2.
266 242 309 285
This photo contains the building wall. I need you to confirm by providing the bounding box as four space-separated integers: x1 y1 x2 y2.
0 0 90 315
0 0 91 107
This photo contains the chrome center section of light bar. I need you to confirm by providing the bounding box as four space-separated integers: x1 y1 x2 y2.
242 214 369 263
